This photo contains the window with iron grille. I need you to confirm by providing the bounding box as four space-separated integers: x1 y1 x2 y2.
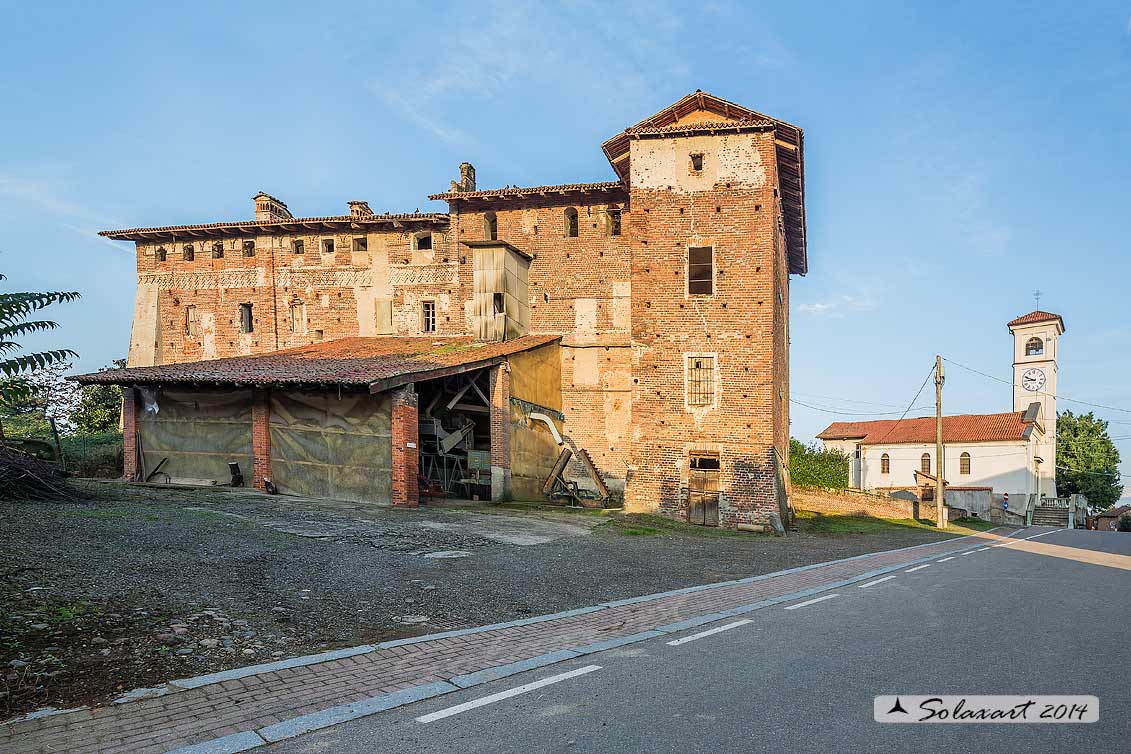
960 452 971 475
687 355 715 407
422 300 436 333
688 246 713 295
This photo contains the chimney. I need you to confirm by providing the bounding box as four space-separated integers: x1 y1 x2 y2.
348 200 374 218
254 192 293 221
450 162 476 193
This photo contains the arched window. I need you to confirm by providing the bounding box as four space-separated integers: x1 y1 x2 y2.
1025 337 1044 356
960 452 971 475
920 453 931 474
564 207 578 238
484 211 498 241
880 453 890 474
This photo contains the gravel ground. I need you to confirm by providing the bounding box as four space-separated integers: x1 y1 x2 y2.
1 483 965 718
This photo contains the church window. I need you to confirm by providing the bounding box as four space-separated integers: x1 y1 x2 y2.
1026 337 1043 356
564 208 579 238
881 454 890 474
484 212 498 241
688 246 714 295
960 452 971 475
920 453 931 474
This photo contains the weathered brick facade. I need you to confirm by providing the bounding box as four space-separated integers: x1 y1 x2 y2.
390 386 419 508
103 92 807 527
250 389 271 491
121 387 139 481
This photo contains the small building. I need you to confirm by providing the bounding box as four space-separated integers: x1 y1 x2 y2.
818 310 1065 509
1093 504 1131 531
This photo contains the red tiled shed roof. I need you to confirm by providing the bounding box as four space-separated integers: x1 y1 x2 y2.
817 410 1037 445
1007 310 1065 331
73 336 559 393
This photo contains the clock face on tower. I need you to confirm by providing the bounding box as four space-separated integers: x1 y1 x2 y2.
1022 367 1046 392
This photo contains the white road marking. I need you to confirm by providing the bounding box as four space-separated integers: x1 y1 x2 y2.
960 550 977 556
857 575 897 589
976 547 991 552
784 594 839 610
905 564 932 573
415 665 601 723
992 528 1066 548
937 556 956 562
666 619 752 646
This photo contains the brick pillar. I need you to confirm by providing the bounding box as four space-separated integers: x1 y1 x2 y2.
489 364 511 502
391 384 419 507
251 389 272 490
122 387 139 481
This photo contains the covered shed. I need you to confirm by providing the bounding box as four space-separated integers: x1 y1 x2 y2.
75 335 563 506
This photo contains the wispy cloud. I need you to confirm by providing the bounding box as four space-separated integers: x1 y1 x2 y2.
0 171 124 248
797 292 879 318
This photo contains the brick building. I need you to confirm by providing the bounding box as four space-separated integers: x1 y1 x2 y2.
78 91 808 528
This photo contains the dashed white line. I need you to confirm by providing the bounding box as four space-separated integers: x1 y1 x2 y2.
937 556 956 562
666 619 752 646
784 594 839 610
960 550 978 556
993 528 1065 548
976 547 992 552
905 564 932 573
415 665 602 723
857 575 897 589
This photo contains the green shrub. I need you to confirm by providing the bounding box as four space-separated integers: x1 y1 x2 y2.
59 432 123 478
790 438 849 489
1118 514 1131 533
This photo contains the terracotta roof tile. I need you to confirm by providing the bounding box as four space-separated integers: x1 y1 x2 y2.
428 181 624 202
1007 310 1065 330
100 213 449 242
817 410 1037 445
73 335 559 391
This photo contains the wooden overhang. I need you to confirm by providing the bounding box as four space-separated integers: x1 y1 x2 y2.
99 213 450 243
460 239 534 260
600 90 807 275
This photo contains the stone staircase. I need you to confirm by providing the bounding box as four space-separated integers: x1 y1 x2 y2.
1031 504 1070 527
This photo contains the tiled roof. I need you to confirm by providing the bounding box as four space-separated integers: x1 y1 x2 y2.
1007 310 1065 331
100 213 450 242
429 181 624 202
73 335 559 391
625 119 776 137
1096 504 1131 519
817 409 1038 445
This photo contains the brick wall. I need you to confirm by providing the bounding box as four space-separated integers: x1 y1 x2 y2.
625 130 788 527
121 387 138 481
251 389 271 490
390 385 419 507
792 487 918 520
489 364 512 501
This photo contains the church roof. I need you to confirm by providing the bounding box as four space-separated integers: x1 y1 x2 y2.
817 406 1041 446
1007 310 1065 332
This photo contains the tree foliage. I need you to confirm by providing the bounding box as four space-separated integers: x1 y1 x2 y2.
790 438 850 489
0 272 80 406
71 359 126 434
1056 410 1123 510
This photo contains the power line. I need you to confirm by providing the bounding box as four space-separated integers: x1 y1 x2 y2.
942 357 1131 416
875 365 938 445
790 398 932 416
791 391 909 409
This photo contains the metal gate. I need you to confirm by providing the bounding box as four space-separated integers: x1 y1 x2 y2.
688 453 720 526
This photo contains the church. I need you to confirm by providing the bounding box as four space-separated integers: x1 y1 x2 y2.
818 311 1064 512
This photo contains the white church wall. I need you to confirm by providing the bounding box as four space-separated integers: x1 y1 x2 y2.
857 440 1035 499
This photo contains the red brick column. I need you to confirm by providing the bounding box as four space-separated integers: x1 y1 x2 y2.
251 389 271 491
391 385 419 507
121 387 139 481
489 364 511 502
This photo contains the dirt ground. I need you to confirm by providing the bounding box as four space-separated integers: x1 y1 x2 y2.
1 482 967 719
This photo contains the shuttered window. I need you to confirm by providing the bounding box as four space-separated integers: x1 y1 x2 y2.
688 246 713 295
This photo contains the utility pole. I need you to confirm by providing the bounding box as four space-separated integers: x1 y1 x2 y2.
935 355 947 529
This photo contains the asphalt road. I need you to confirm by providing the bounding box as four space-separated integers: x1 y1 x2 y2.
263 528 1130 754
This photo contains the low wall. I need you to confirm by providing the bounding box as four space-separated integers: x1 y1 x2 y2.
792 486 955 524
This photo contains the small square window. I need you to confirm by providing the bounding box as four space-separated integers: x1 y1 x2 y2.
352 236 367 252
688 246 713 296
292 239 305 255
421 300 436 333
414 233 433 251
322 238 335 254
242 240 255 257
690 153 704 172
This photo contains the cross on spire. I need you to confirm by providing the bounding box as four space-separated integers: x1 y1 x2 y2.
1033 289 1042 309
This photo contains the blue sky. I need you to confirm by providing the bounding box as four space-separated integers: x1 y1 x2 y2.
2 1 1130 481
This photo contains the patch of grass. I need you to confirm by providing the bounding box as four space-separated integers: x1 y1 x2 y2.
600 513 762 539
794 510 990 537
620 525 660 536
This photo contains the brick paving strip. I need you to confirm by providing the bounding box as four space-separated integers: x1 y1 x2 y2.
1 528 1013 754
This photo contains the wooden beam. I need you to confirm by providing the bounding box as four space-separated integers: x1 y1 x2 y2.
369 357 507 394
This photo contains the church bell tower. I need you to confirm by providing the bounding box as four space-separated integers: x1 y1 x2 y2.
1008 310 1064 498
